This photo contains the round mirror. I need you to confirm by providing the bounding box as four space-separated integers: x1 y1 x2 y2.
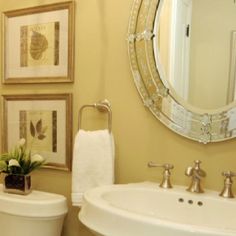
155 0 236 111
128 0 236 143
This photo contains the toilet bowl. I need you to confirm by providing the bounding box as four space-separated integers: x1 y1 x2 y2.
0 184 68 236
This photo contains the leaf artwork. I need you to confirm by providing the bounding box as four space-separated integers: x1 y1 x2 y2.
30 121 35 137
30 119 47 141
36 119 42 133
30 31 48 60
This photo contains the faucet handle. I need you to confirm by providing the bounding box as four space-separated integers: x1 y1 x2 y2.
219 171 236 198
148 162 174 188
148 162 174 170
222 171 236 178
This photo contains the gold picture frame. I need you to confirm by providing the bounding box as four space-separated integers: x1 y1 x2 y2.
2 1 74 84
227 31 236 103
2 94 73 171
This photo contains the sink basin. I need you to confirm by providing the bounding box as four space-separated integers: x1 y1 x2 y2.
79 182 236 236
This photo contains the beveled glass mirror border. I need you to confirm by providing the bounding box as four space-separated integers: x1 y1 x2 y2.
128 0 236 143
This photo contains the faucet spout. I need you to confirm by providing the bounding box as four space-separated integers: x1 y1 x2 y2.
186 176 204 193
185 160 206 193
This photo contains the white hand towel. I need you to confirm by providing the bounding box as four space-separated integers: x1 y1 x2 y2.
71 129 115 206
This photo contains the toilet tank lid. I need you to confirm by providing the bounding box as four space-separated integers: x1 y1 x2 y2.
0 184 68 217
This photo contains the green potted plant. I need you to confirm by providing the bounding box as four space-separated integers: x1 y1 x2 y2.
0 138 45 195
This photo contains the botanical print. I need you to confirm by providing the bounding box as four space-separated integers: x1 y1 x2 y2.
3 2 74 83
19 110 57 153
3 93 72 170
20 22 60 67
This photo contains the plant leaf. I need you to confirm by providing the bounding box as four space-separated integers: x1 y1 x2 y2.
38 134 46 140
30 121 36 137
36 119 42 133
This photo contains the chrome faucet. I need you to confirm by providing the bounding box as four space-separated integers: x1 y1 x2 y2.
185 160 206 193
148 162 174 188
219 171 236 198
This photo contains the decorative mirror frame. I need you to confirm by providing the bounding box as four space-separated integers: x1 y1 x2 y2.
128 0 236 144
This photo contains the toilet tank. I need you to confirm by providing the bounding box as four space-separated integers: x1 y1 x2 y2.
0 184 68 236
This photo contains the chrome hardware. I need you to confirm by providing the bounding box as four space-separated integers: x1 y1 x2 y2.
185 160 206 193
219 171 236 198
78 100 112 133
148 162 174 188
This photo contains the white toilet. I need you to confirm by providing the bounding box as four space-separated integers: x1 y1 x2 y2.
0 184 68 236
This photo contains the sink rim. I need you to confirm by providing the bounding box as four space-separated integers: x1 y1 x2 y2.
79 182 236 236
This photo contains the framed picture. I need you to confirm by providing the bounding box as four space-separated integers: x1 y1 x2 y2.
2 94 72 171
2 1 74 84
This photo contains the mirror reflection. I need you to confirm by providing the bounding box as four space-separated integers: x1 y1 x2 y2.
155 0 236 110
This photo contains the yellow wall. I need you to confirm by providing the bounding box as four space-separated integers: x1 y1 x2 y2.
1 0 236 236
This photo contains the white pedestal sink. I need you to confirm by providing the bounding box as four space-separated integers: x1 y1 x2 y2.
79 182 236 236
